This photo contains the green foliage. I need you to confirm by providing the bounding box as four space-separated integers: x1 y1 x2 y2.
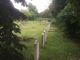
28 3 38 14
56 2 80 39
21 3 38 20
15 20 48 60
49 0 67 17
49 0 80 40
39 9 53 18
28 3 38 20
40 30 80 60
0 0 27 60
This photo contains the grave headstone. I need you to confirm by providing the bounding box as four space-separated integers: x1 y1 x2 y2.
34 40 39 60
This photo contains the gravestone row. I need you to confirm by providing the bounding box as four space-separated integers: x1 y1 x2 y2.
34 23 51 60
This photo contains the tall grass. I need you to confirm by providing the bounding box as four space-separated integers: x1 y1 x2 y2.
40 27 80 60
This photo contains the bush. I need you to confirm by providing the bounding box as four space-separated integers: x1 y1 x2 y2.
56 3 80 39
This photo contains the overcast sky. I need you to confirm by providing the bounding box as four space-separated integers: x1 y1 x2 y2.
11 0 52 13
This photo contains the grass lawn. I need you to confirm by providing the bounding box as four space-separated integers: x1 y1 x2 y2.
15 20 49 60
40 26 80 60
18 20 48 39
15 20 80 60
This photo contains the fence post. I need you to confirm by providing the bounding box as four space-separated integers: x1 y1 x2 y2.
34 40 39 60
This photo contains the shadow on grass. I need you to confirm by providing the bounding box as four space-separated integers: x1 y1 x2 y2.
62 32 80 47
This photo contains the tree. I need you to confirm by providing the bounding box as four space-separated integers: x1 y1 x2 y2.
39 9 52 18
0 0 27 60
54 0 80 40
21 3 38 20
49 0 67 17
28 3 38 20
48 0 80 40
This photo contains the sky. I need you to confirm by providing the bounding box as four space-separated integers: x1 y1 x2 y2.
11 0 52 13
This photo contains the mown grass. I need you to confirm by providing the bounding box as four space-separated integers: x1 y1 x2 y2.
15 20 80 60
17 21 48 39
15 20 48 60
40 26 80 60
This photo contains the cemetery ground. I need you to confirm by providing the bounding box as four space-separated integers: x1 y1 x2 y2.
15 20 48 60
40 25 80 60
15 20 80 60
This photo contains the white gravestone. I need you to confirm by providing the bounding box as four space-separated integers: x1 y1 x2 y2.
34 40 39 60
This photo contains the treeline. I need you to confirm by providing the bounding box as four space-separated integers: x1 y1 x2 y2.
21 3 39 20
41 0 80 40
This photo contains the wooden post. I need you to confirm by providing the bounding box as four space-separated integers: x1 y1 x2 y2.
34 40 39 60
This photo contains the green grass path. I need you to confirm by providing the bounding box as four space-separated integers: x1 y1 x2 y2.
40 28 80 60
15 20 80 60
